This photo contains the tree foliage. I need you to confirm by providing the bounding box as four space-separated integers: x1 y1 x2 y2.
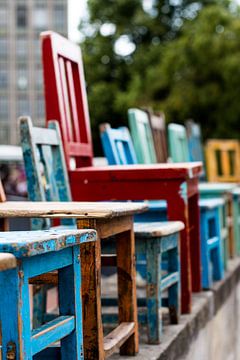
79 0 238 153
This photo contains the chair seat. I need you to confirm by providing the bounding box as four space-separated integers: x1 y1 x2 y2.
134 221 184 237
0 229 96 257
199 182 237 194
199 198 225 210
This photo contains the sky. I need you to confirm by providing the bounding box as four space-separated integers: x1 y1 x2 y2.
68 0 87 42
68 0 240 43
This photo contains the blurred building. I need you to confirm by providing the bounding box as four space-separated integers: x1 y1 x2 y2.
0 0 68 145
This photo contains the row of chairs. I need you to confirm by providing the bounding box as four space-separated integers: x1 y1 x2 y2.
0 29 238 359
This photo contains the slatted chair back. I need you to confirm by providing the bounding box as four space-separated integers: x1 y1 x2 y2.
185 120 205 163
100 123 137 165
20 116 74 229
41 31 93 170
168 123 190 163
145 109 168 163
128 108 157 164
0 179 8 230
205 139 240 183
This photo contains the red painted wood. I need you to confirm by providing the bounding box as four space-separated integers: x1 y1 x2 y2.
41 31 93 168
41 31 203 313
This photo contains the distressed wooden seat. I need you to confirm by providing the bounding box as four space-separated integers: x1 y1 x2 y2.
18 116 148 358
41 31 202 315
0 229 96 359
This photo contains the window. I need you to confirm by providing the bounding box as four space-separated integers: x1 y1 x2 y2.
0 69 8 89
53 5 65 30
0 7 8 29
0 96 8 117
35 67 43 90
0 38 8 59
17 96 30 116
33 7 48 29
16 5 28 28
35 95 45 119
16 38 28 59
17 67 28 90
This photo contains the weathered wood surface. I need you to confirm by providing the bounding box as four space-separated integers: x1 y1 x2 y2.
147 109 168 163
0 229 96 257
168 123 190 163
134 221 184 237
206 139 240 183
0 201 147 218
0 253 16 270
128 108 157 164
199 198 225 210
104 323 135 357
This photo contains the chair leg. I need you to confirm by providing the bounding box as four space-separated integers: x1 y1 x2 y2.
116 226 139 355
200 212 211 289
168 240 180 324
0 263 32 359
146 238 161 344
211 208 224 282
58 246 84 359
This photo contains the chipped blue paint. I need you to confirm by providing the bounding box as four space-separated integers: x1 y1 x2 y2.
0 229 94 359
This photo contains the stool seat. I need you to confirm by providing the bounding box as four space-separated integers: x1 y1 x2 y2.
0 229 96 257
134 221 184 237
199 198 225 210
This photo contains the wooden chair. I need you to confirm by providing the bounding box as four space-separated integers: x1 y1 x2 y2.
41 31 203 314
185 120 205 164
0 229 95 359
205 139 240 183
101 122 225 288
145 109 168 163
19 116 148 358
168 123 233 260
128 108 157 164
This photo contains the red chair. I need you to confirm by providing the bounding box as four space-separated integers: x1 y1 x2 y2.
41 31 202 315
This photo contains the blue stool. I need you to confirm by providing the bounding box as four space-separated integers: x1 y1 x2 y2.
0 229 96 359
134 221 183 344
200 199 224 288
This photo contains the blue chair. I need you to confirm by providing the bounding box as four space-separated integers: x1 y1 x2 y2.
0 228 96 359
100 121 225 288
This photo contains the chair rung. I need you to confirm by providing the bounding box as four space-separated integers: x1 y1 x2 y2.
207 236 219 249
103 322 135 357
161 272 179 291
31 315 75 355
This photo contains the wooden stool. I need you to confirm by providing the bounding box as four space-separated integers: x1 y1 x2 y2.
200 199 224 288
0 229 96 359
134 221 183 344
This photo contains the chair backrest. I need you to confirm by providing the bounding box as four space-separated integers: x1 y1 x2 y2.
0 179 8 231
168 123 190 162
205 139 240 182
100 123 137 165
20 116 74 229
145 109 168 163
185 120 205 163
41 31 93 170
128 108 157 164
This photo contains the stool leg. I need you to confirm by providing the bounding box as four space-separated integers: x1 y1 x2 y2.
58 246 84 359
116 226 139 355
146 239 161 344
0 263 32 359
201 212 211 289
168 236 180 324
212 209 224 282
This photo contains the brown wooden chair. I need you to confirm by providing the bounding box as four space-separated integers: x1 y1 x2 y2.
205 140 240 183
144 109 168 163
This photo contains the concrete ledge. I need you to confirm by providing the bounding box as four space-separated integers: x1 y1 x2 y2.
110 258 240 360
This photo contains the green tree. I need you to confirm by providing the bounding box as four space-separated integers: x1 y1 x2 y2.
80 0 233 153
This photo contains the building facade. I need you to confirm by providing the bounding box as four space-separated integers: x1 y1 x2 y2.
0 0 68 145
